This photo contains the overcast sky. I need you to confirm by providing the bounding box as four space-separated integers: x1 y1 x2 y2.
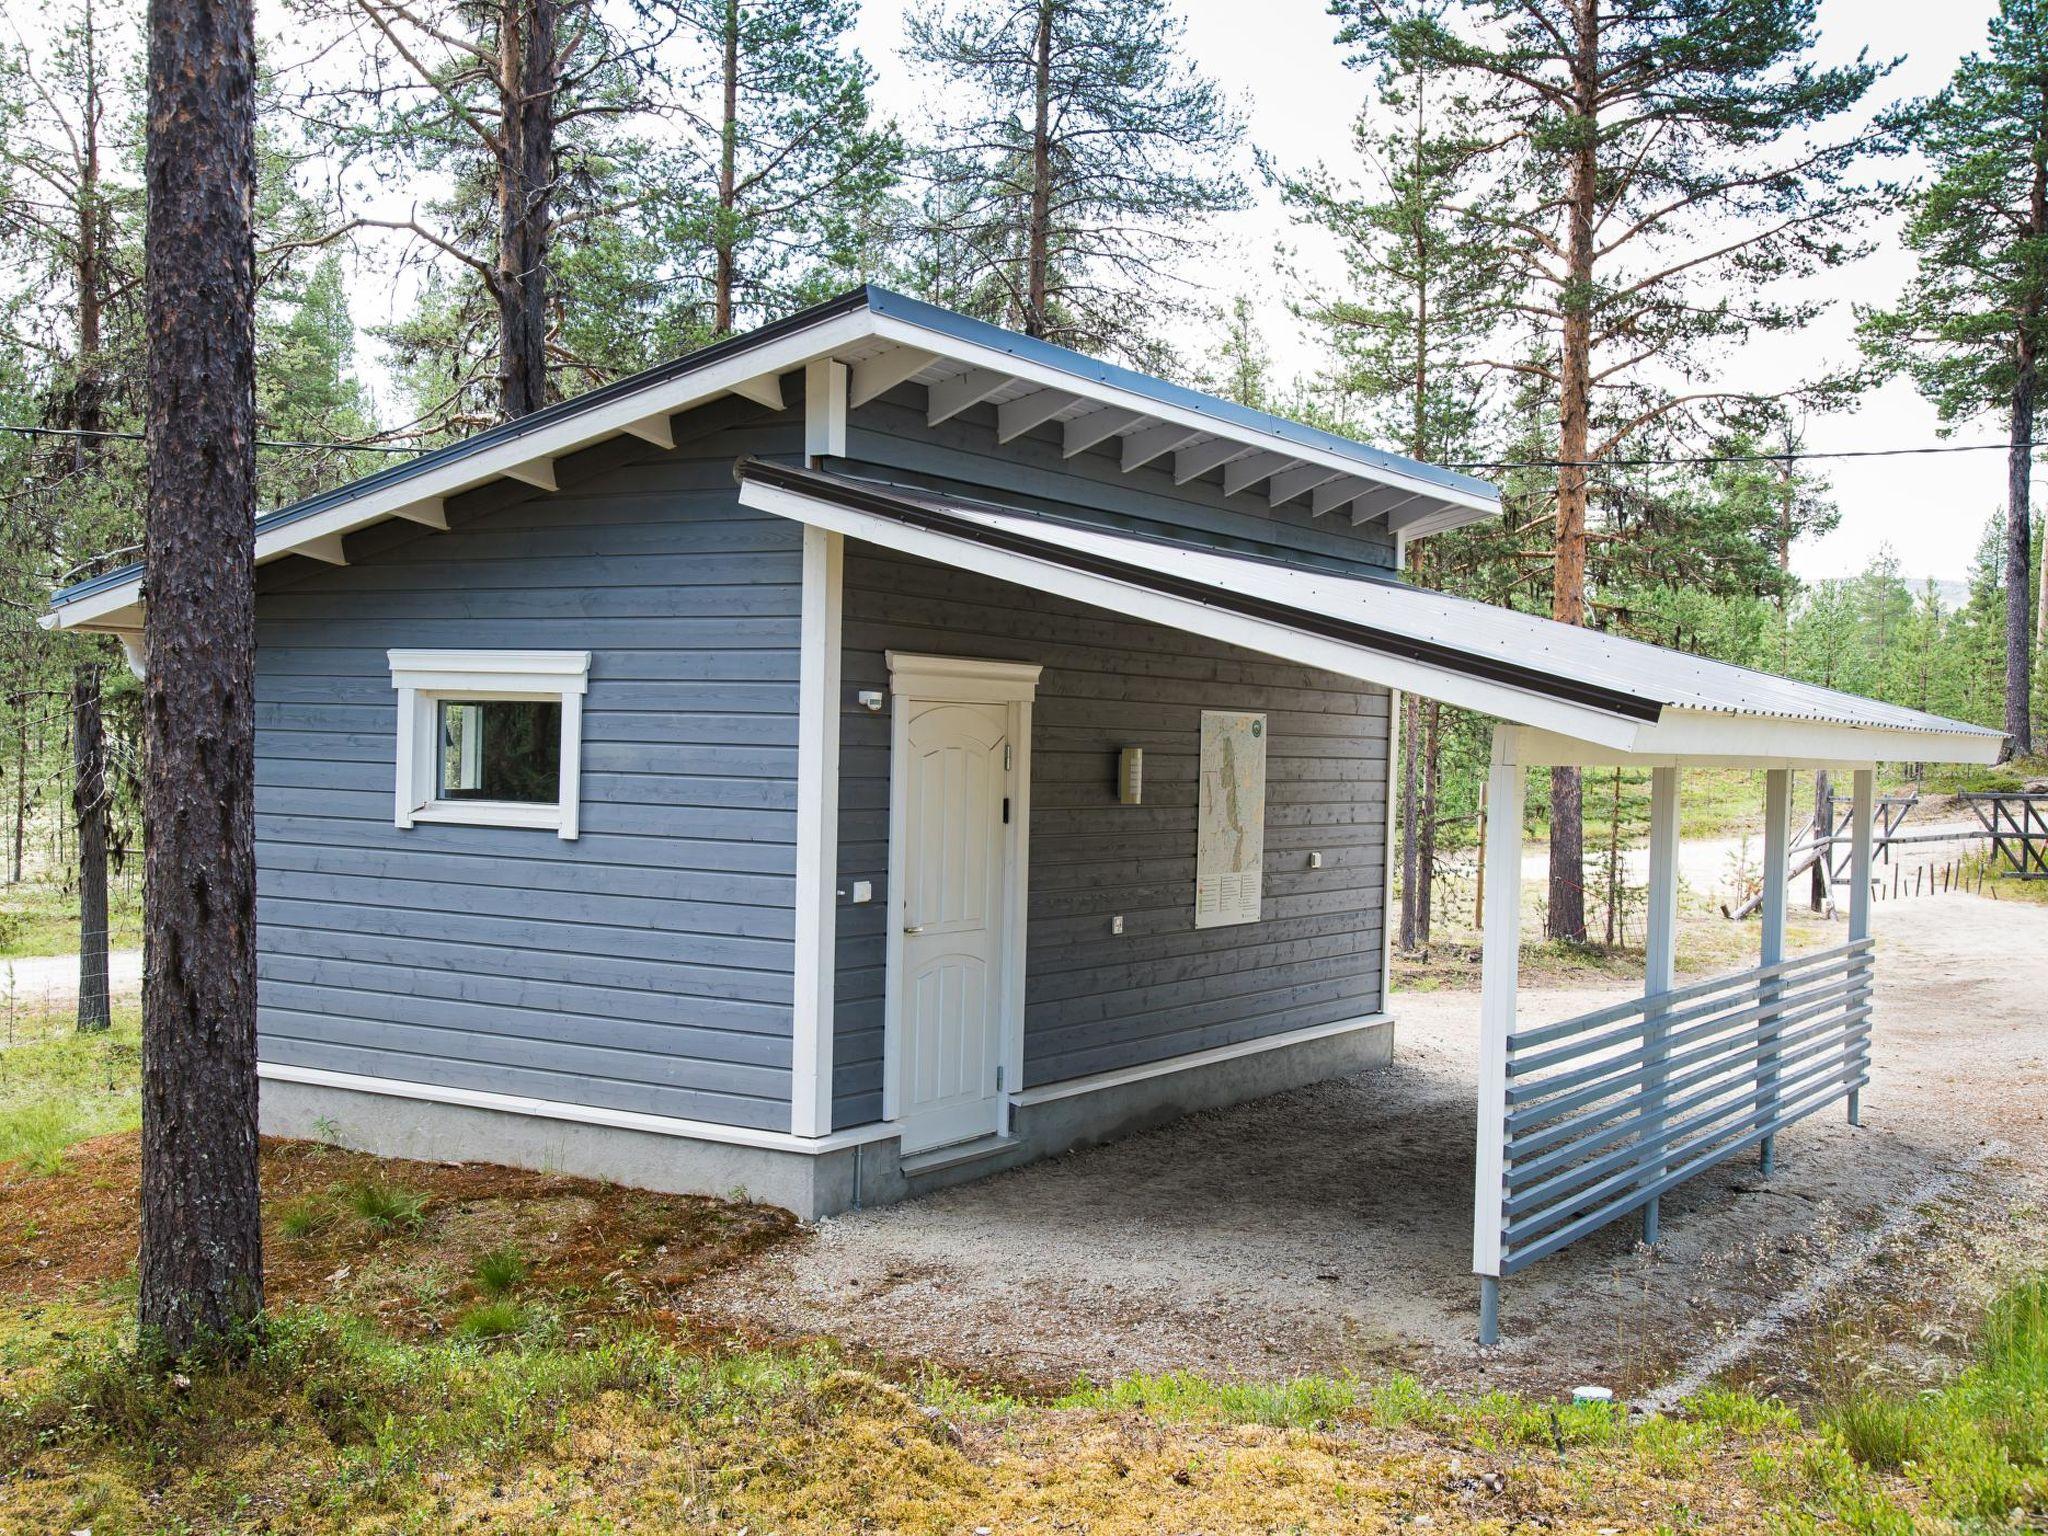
839 0 2005 586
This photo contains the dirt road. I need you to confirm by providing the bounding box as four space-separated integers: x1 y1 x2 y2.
692 892 2046 1396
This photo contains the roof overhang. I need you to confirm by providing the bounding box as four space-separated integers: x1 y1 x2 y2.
734 461 2006 770
45 286 1500 636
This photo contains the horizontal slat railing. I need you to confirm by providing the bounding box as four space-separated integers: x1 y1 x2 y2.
1492 938 1873 1278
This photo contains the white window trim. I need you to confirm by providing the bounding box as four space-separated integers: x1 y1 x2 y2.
388 648 591 840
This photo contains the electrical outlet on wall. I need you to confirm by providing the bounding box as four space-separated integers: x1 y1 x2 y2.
1111 914 1124 935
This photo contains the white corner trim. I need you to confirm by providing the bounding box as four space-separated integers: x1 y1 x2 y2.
387 648 591 840
791 526 845 1138
258 1062 900 1155
1007 1012 1395 1107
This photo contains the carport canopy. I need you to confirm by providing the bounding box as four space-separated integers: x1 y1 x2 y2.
739 459 2008 1346
735 458 2003 771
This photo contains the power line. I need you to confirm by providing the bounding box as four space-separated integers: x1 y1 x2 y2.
1448 441 2031 471
4 418 2033 471
1 422 422 455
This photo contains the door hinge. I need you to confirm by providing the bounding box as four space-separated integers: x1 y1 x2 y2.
1003 743 1013 772
996 1064 1005 1092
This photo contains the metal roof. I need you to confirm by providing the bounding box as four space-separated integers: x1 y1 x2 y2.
734 460 2005 766
47 285 1497 623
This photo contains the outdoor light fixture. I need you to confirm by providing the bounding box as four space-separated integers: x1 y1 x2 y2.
1117 746 1143 805
857 689 885 712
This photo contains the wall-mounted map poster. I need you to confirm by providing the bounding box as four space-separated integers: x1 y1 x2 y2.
1196 710 1266 929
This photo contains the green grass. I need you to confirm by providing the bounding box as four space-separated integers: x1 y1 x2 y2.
473 1246 528 1297
0 874 142 961
346 1180 429 1234
451 1299 530 1343
275 1195 337 1241
0 1009 140 1173
1820 1274 2048 1527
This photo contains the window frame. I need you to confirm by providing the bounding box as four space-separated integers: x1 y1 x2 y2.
387 649 592 840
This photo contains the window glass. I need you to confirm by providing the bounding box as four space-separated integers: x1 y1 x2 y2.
436 699 561 804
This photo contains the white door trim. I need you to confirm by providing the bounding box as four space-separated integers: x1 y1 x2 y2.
882 652 1038 1144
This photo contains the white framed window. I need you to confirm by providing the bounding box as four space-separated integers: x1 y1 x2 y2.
387 649 591 839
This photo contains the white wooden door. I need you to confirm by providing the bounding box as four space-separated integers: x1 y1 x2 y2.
897 699 1009 1154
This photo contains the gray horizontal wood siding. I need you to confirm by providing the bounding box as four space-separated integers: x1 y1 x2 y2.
831 545 1389 1125
254 398 806 1131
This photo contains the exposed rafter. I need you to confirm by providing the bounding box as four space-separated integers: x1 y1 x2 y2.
505 458 557 492
1268 464 1344 507
1310 479 1367 517
392 498 448 530
1120 422 1203 473
730 372 787 412
297 533 348 566
1223 451 1298 497
997 388 1079 443
622 413 674 450
1385 496 1438 532
848 345 937 407
1062 407 1146 459
928 367 1012 426
1173 438 1250 484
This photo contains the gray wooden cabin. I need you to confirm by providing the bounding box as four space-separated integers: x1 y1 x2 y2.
49 290 2002 1337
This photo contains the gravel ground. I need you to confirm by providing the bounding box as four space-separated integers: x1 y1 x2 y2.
1 949 142 1037
690 893 2047 1395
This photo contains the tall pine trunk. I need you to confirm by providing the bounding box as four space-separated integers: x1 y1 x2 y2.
2007 356 2034 760
1023 0 1053 336
1417 700 1439 943
140 0 263 1358
72 663 110 1033
1546 0 1598 943
1399 692 1420 951
496 0 555 418
712 0 740 336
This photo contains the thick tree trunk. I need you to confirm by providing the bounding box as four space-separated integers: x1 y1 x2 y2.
73 663 111 1032
1546 0 1599 944
1023 0 1053 336
140 0 263 1358
496 0 555 418
713 0 740 336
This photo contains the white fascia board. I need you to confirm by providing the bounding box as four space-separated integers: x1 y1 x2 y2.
737 478 1641 750
52 307 881 632
1517 712 2004 769
866 309 1501 519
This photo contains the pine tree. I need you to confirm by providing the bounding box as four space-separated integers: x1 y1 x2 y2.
1860 0 2048 759
667 0 900 340
1273 58 1512 951
291 0 676 422
902 0 1246 367
140 0 264 1359
1332 0 1886 941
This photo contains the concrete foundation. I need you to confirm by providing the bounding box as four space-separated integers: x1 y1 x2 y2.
261 1016 1396 1220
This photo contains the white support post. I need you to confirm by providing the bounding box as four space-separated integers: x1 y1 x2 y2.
805 358 848 463
1639 765 1681 1246
1758 768 1790 1175
791 525 844 1138
1847 767 1874 1126
1473 724 1522 1345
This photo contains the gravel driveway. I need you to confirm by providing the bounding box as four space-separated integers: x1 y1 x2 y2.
689 894 2046 1394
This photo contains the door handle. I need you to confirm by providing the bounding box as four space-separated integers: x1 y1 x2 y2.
904 923 927 934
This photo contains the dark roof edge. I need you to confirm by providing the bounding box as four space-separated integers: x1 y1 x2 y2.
734 457 1657 724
